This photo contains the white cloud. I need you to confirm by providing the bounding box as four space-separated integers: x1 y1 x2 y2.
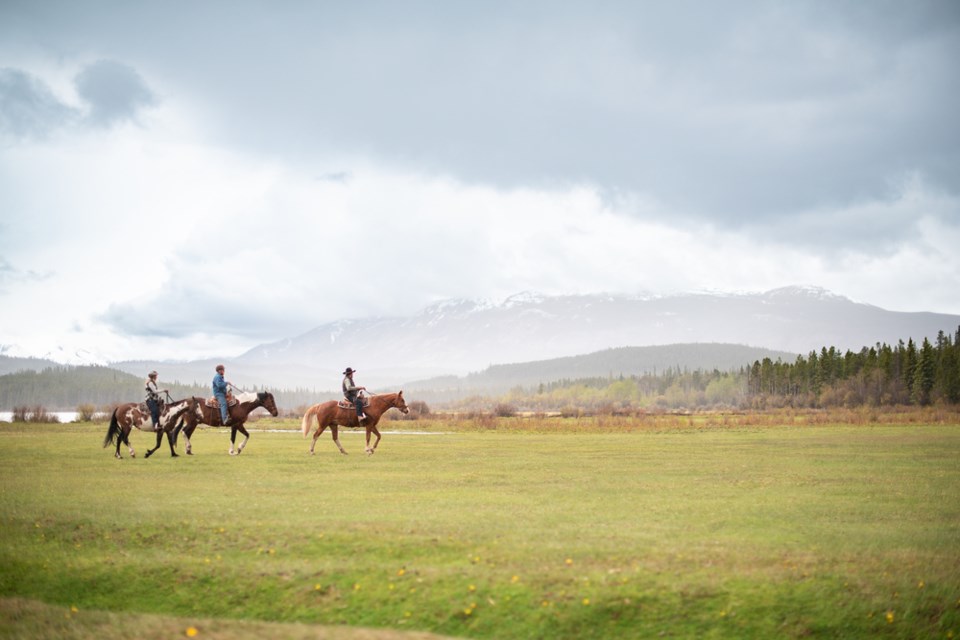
1 3 958 363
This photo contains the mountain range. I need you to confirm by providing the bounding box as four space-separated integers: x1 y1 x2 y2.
87 286 959 391
4 286 958 395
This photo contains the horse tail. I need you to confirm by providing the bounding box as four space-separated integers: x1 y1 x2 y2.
103 409 120 448
301 404 318 438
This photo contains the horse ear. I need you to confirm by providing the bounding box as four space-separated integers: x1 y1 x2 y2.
398 390 403 397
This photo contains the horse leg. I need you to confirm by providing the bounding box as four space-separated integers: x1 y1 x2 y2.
236 425 249 454
331 425 348 455
184 423 194 455
167 430 179 457
365 426 381 455
310 425 326 455
229 427 237 455
123 427 136 458
145 429 163 458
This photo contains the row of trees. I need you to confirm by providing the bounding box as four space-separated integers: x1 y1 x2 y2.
449 327 960 413
747 328 960 408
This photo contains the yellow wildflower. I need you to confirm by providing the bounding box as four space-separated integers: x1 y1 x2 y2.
886 610 894 624
185 626 199 637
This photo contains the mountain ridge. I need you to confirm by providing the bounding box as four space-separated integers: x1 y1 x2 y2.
6 286 959 391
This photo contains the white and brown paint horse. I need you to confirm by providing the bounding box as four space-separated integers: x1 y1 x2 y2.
102 396 198 459
301 391 408 456
174 391 279 455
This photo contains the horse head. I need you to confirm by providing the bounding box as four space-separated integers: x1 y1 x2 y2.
393 390 409 415
258 391 279 417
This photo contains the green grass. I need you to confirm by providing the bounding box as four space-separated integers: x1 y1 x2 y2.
1 419 959 639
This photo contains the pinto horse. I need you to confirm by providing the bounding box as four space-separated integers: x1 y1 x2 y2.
174 391 278 455
102 396 198 459
301 391 408 456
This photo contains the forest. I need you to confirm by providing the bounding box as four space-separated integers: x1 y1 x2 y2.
450 327 960 413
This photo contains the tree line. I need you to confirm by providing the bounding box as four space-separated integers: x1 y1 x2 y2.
746 327 960 408
450 326 960 413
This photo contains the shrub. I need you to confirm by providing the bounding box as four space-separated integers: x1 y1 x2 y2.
76 403 97 422
493 403 517 418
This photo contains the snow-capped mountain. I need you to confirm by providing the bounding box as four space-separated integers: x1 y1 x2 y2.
222 286 957 388
0 343 106 367
36 286 955 391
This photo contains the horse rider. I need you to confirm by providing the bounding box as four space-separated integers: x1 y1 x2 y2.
212 364 234 426
144 370 168 431
342 367 367 422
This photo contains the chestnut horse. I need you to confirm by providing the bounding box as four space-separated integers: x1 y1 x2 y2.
102 396 198 459
174 391 279 455
301 391 408 456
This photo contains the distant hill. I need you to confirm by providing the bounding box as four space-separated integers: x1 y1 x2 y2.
0 365 203 410
0 361 335 411
1 343 796 409
404 343 797 401
0 355 61 376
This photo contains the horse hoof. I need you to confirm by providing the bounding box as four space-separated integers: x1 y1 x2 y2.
186 451 193 456
171 453 179 457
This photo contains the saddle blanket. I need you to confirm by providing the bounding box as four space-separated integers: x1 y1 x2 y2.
205 396 238 409
338 397 370 410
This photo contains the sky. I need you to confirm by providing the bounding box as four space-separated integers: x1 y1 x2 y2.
1 0 958 364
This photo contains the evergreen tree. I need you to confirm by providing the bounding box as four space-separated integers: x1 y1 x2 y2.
911 338 936 405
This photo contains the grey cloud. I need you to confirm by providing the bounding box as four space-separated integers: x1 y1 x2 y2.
0 256 53 293
74 59 157 127
4 1 958 237
155 2 958 227
98 283 307 342
0 68 78 139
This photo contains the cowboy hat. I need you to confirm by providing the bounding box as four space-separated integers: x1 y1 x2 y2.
343 367 356 375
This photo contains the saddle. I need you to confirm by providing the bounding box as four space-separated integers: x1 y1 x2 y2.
206 395 238 409
338 396 370 410
138 400 163 414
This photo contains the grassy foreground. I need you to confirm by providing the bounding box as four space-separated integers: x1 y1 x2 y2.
1 418 959 639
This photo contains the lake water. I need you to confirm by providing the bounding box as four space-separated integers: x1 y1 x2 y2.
0 411 79 423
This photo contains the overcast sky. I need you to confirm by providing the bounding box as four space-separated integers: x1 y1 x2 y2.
1 0 958 363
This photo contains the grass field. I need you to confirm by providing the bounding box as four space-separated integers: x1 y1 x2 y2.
1 416 959 639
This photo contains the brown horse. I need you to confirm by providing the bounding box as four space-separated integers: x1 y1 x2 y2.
301 391 408 456
102 396 198 459
174 391 279 455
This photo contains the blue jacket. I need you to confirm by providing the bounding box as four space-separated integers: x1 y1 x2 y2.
212 373 228 396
